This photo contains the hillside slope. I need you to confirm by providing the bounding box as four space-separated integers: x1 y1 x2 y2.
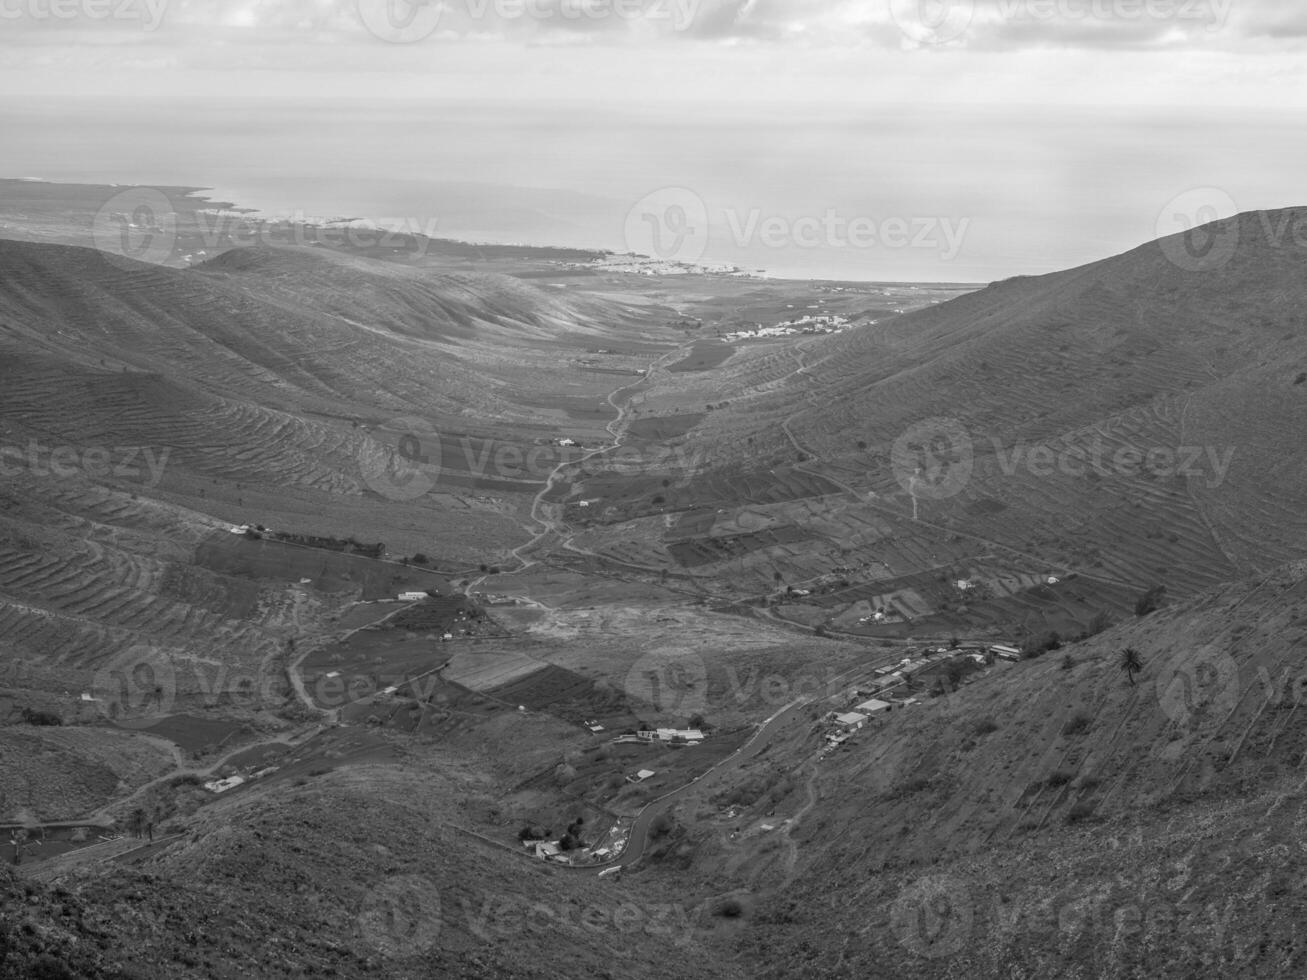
739 558 1307 977
616 209 1307 618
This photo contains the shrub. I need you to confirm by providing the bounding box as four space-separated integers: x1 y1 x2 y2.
1062 713 1091 736
714 898 745 918
1021 632 1061 658
972 718 999 736
20 708 61 726
1045 770 1075 788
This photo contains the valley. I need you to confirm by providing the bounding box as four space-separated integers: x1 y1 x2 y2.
1 181 1306 979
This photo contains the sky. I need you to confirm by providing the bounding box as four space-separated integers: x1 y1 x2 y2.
1 0 1305 281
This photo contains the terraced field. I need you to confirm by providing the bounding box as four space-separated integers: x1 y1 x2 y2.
616 211 1307 625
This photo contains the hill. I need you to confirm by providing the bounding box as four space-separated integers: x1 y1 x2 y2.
569 208 1307 634
730 559 1307 977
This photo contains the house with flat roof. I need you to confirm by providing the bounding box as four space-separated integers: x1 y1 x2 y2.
855 698 893 715
834 711 868 727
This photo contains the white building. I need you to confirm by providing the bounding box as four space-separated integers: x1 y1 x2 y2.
855 698 893 715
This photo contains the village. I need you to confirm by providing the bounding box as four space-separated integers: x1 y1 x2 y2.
722 313 853 342
817 642 1022 754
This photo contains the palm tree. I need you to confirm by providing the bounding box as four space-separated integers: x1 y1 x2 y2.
1119 647 1143 686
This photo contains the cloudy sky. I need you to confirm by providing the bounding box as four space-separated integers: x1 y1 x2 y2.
2 0 1305 280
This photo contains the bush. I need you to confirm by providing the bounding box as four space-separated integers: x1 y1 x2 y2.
1062 713 1091 736
1021 632 1061 658
20 708 62 726
972 718 999 736
1045 770 1075 788
714 898 745 918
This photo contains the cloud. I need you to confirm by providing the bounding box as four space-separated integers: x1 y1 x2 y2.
0 0 1303 56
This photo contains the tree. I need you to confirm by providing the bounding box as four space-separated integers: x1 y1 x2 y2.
1119 648 1143 685
944 662 965 692
126 808 147 839
948 635 960 650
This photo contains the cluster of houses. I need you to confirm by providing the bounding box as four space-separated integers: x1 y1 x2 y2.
203 765 278 795
821 643 1021 749
723 314 851 342
524 822 629 866
636 727 704 744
